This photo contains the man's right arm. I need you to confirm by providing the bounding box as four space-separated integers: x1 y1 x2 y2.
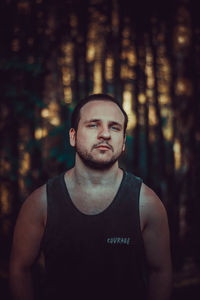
9 185 47 300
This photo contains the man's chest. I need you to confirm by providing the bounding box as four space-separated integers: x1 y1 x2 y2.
67 185 119 215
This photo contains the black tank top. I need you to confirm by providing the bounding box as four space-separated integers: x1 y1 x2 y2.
41 171 148 300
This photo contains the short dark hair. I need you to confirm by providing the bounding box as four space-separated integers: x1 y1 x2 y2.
71 94 128 135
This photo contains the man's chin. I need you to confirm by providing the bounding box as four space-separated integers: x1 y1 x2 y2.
80 157 118 170
76 148 122 170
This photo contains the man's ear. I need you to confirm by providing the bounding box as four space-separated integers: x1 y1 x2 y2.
122 135 126 152
69 128 76 147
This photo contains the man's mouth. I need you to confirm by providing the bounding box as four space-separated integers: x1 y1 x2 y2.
95 146 111 150
94 144 112 151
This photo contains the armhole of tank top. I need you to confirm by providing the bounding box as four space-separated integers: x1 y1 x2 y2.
40 182 48 251
137 178 149 287
130 174 146 255
126 172 144 241
138 178 145 242
40 173 66 249
40 180 51 249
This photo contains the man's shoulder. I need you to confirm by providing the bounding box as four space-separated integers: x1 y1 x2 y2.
139 182 167 226
20 184 47 218
25 171 65 206
27 183 47 203
27 171 65 204
140 183 159 203
14 183 47 230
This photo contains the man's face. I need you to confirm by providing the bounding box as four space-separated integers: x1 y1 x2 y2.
70 100 126 170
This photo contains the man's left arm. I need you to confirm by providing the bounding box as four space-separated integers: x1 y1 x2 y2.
140 183 172 300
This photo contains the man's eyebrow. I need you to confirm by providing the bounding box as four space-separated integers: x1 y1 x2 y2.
84 119 101 123
84 119 122 127
109 121 122 128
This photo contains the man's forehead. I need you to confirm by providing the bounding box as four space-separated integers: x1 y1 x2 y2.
80 100 124 121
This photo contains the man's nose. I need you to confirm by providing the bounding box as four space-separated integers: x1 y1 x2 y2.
98 126 111 139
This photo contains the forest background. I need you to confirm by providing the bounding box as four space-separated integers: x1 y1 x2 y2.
0 0 200 299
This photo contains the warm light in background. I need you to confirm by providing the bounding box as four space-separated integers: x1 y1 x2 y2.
1 187 11 215
64 87 72 104
48 101 59 113
62 68 71 86
120 64 129 80
156 43 171 104
61 42 74 104
145 49 154 89
87 7 105 95
147 77 155 89
19 152 30 175
174 24 191 48
148 105 158 126
138 93 146 105
128 47 137 67
120 25 137 81
123 90 137 131
50 117 61 126
138 106 145 126
120 64 136 80
62 43 74 64
162 109 174 141
18 177 26 195
158 82 170 94
0 159 11 172
175 78 193 96
105 55 114 82
146 89 154 99
173 139 182 170
174 5 192 54
41 102 61 126
93 62 102 93
158 94 171 105
41 108 50 118
154 35 173 145
35 127 48 139
87 43 95 62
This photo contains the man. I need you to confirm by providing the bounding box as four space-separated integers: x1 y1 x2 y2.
9 94 172 300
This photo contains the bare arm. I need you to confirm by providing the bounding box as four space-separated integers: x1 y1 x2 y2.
140 183 172 300
9 185 46 300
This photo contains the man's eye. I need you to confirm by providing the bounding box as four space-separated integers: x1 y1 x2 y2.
88 124 97 128
111 126 120 131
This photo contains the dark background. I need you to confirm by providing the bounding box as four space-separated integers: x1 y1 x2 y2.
0 0 200 299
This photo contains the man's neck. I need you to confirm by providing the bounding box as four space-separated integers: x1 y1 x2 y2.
68 157 121 187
